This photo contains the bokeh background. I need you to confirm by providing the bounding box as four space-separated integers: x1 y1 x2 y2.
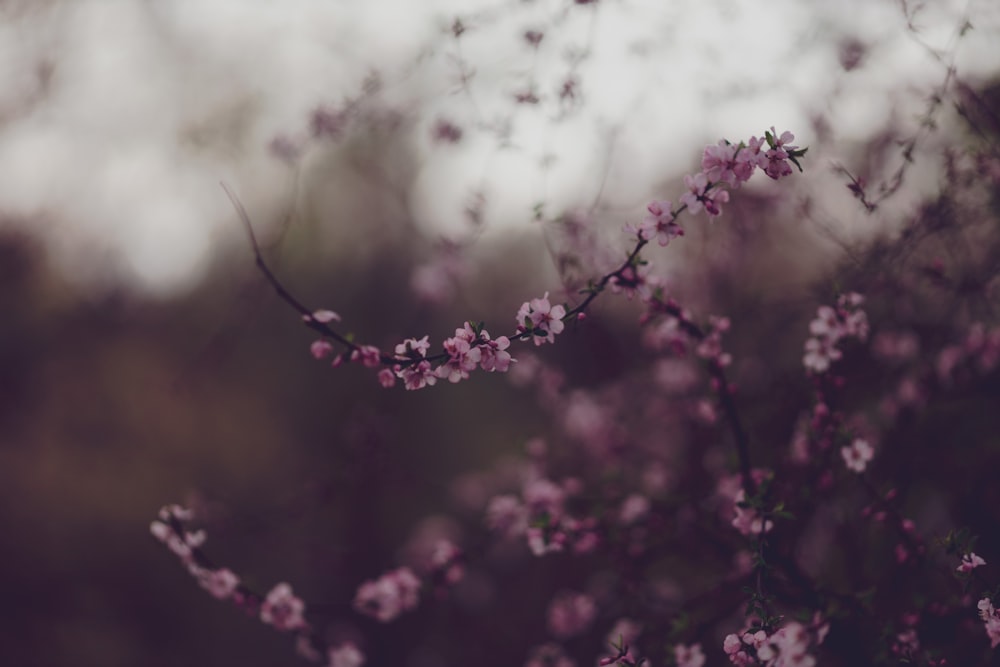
2 0 999 665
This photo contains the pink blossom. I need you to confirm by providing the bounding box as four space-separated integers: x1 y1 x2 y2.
377 368 396 388
311 340 334 360
763 147 793 179
546 591 597 639
695 315 732 367
768 622 817 666
350 345 382 368
841 438 874 473
619 494 650 524
527 526 566 556
958 552 986 573
394 335 431 358
702 141 740 186
426 539 464 585
702 140 756 187
150 512 205 565
674 643 706 667
328 642 365 667
196 568 240 600
803 337 841 373
438 323 482 383
523 478 566 520
309 309 341 323
517 292 567 345
609 264 650 300
978 598 1000 648
486 495 528 537
354 567 422 623
259 583 307 631
479 334 514 372
396 360 438 390
803 294 867 374
680 172 730 217
633 199 683 246
768 126 798 150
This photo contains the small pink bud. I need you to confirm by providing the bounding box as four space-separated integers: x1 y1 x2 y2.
310 340 334 360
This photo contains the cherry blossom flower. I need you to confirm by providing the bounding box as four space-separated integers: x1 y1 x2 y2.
311 340 334 360
609 264 650 300
350 345 382 368
517 292 567 345
437 323 482 383
395 335 431 359
259 583 307 631
674 643 706 667
309 309 341 324
397 360 438 390
196 568 240 601
723 633 742 655
841 438 874 473
478 333 514 372
702 141 741 186
619 494 650 524
328 642 365 667
979 598 1000 648
631 199 683 246
803 293 868 374
958 552 986 572
354 567 422 622
377 368 396 388
680 172 730 217
546 591 597 639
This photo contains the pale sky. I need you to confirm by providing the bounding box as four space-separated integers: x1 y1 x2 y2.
0 0 997 295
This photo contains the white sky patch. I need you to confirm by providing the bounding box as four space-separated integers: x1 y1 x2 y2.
0 0 997 296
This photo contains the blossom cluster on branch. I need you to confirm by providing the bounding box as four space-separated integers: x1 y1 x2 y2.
300 128 806 392
168 110 1000 666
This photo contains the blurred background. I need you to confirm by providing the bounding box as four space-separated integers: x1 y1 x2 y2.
2 0 1000 665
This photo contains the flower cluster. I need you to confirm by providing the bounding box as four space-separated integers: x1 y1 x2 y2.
936 322 1000 384
803 292 869 373
150 506 246 605
291 129 803 394
150 505 357 665
718 471 773 537
486 476 599 557
680 172 730 217
629 199 683 247
674 643 707 667
978 598 1000 649
517 292 568 345
723 618 827 667
353 567 422 622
